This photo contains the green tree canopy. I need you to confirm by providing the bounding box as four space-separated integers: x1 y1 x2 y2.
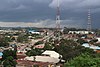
2 50 17 60
43 42 54 50
17 35 28 43
3 56 17 67
26 48 42 56
64 53 100 67
54 39 96 61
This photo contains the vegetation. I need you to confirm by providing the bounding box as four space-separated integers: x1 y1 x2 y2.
0 27 100 67
34 41 43 45
0 37 9 47
89 39 98 44
43 42 54 50
0 41 9 47
2 50 17 60
53 39 97 62
3 56 17 67
1 50 17 67
94 43 100 47
17 34 28 43
61 38 100 67
3 36 12 42
77 38 87 44
64 53 100 67
26 48 43 56
31 34 43 39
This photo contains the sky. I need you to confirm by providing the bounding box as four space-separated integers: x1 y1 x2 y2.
0 0 100 29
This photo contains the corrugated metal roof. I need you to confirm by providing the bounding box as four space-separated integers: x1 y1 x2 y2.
0 52 3 57
82 43 100 50
82 43 90 47
42 50 60 58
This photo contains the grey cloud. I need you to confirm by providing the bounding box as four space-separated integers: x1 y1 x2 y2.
0 0 99 29
49 0 100 12
0 19 84 28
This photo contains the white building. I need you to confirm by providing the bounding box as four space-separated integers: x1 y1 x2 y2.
25 50 62 63
82 43 100 50
42 50 61 59
96 37 100 43
68 31 94 34
28 30 40 34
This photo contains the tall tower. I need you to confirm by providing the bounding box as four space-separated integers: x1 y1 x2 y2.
87 9 92 32
56 0 60 30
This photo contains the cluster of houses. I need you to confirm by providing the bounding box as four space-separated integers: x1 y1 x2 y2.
0 28 100 67
0 45 63 67
16 50 63 67
68 31 100 52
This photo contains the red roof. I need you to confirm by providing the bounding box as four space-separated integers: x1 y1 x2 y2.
16 60 52 67
17 55 26 59
35 45 44 48
17 52 26 59
96 50 100 53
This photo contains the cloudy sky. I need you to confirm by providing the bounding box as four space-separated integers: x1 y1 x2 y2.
0 0 100 29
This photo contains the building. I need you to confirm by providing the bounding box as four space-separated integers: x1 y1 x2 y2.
82 43 100 51
96 37 100 43
24 50 62 63
28 30 40 34
42 50 61 59
16 60 54 67
68 31 94 34
35 44 44 49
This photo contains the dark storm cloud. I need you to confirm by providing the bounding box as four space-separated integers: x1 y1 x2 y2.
0 0 100 28
0 0 53 22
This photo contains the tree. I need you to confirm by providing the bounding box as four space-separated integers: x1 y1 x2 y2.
0 42 9 47
2 50 17 60
3 56 17 67
77 39 87 44
94 43 100 47
17 35 28 43
26 48 42 56
43 42 54 50
1 50 17 67
53 39 81 61
53 39 96 61
89 39 98 45
11 37 16 41
3 36 12 42
0 35 11 47
34 41 43 45
64 53 100 67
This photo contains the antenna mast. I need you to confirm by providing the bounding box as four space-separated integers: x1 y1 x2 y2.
56 0 60 30
87 9 92 32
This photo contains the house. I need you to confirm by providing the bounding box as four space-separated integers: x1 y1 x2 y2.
42 50 61 59
28 30 40 34
35 44 44 49
82 43 100 51
24 50 62 63
17 52 26 60
68 31 94 34
16 60 54 67
96 37 100 43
